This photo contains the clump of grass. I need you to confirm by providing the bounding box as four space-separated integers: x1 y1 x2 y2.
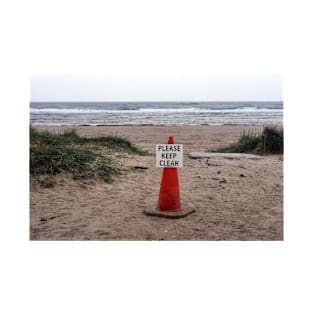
214 130 262 153
30 127 149 155
211 126 283 154
30 127 81 146
261 126 283 154
30 127 148 185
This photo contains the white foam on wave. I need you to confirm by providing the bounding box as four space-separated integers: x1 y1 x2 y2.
138 108 198 113
30 108 136 114
30 106 282 114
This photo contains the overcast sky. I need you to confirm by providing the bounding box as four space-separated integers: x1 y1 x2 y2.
30 75 282 102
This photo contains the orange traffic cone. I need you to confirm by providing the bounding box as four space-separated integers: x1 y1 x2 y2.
144 136 195 218
157 136 182 212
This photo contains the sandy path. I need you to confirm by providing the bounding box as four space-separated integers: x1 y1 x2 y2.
30 125 283 240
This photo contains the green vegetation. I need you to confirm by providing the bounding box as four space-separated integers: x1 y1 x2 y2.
211 126 283 154
30 127 148 155
30 127 148 186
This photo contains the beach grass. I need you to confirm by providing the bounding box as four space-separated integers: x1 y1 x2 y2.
30 127 148 186
30 127 148 155
211 126 283 154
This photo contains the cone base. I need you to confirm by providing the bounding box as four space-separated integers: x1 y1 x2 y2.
144 206 195 219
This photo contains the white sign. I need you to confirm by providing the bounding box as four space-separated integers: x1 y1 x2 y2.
156 144 183 168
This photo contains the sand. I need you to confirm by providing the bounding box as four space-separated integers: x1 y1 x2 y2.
30 125 283 240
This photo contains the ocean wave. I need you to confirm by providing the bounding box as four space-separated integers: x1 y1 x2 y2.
30 108 127 114
30 106 282 114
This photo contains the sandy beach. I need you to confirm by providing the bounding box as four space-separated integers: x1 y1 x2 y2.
30 125 283 240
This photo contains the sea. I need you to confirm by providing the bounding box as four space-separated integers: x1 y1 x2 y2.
30 101 283 126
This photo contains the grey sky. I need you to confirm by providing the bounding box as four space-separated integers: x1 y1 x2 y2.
30 75 282 102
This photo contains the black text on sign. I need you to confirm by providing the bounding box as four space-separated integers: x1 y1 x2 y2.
156 144 183 168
